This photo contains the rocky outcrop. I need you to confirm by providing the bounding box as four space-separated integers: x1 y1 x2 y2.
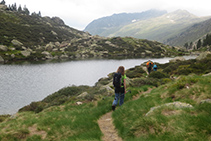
11 39 23 47
169 56 185 62
0 55 4 63
77 92 89 99
196 52 211 60
145 101 193 116
0 45 8 51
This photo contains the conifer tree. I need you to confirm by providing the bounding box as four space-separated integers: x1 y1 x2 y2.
0 0 6 5
184 43 188 50
197 39 202 49
23 5 30 15
18 5 22 13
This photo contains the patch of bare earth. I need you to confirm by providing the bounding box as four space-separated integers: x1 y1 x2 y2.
133 87 154 100
28 124 47 139
98 112 122 141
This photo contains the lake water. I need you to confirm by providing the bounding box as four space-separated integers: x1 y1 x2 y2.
0 56 196 115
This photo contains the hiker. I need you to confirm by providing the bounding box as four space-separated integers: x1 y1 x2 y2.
146 60 153 74
153 63 158 71
112 66 126 111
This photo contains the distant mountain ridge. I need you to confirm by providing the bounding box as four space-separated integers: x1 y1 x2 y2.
84 9 211 46
84 9 167 36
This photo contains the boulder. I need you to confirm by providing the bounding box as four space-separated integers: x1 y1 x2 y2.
77 92 88 98
169 56 185 63
196 52 210 60
0 55 4 63
51 17 65 25
76 102 83 105
145 102 193 116
60 54 69 59
200 99 211 104
21 50 31 57
203 72 211 77
45 42 55 51
0 5 7 10
0 45 8 51
11 39 23 46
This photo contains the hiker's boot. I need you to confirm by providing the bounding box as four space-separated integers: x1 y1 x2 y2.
112 105 116 111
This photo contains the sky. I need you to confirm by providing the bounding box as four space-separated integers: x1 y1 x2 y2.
4 0 211 30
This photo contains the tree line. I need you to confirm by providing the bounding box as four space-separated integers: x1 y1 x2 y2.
0 0 41 17
184 33 211 50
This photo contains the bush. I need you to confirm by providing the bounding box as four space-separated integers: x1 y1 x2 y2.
131 77 161 87
149 71 169 79
126 66 146 78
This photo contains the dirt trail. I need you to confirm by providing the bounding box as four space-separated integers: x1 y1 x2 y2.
98 112 122 141
98 88 154 141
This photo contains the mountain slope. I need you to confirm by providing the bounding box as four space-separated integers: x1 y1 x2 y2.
164 18 211 46
85 10 211 46
109 10 209 42
0 5 186 63
84 9 167 36
0 8 85 47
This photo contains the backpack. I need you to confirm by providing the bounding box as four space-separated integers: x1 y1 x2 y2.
113 73 122 88
146 61 152 68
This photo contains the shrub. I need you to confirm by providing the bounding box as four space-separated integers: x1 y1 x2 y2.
149 71 169 79
126 66 146 78
131 77 161 87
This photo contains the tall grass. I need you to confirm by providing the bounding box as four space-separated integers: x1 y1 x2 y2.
0 97 112 140
112 75 211 140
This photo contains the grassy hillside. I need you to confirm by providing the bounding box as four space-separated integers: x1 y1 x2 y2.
165 18 211 46
0 9 84 47
0 54 210 140
0 7 187 63
109 10 209 43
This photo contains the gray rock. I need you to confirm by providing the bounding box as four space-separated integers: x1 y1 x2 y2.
77 92 88 98
11 54 15 58
0 45 8 51
203 72 211 77
45 42 55 51
21 50 31 57
0 55 4 63
0 5 7 10
169 57 185 63
11 39 23 46
196 52 210 60
60 54 69 59
145 102 193 116
200 99 211 104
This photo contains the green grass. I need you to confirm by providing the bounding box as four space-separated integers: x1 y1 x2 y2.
0 97 112 140
112 75 211 140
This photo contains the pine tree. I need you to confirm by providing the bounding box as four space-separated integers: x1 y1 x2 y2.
184 43 189 50
23 5 30 15
18 5 22 13
197 39 202 49
0 0 6 5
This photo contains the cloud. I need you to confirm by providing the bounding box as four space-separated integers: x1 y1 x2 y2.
5 0 211 30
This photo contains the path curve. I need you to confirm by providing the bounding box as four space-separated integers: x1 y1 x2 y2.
98 112 122 141
98 87 154 141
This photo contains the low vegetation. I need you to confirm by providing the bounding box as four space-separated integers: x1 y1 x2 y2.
0 54 210 140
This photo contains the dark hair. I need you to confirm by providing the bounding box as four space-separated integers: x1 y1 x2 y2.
117 66 125 75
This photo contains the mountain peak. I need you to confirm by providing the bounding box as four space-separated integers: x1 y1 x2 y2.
168 9 197 18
